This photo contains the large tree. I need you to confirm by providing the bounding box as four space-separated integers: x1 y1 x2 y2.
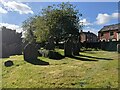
22 2 82 43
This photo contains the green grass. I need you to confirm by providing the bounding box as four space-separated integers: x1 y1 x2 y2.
1 49 119 88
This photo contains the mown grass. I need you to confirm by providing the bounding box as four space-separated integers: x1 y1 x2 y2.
1 49 119 88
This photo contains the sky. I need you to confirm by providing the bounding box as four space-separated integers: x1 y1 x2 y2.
0 0 119 35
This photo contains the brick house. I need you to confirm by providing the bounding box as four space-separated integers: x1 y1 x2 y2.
80 30 98 43
98 23 120 42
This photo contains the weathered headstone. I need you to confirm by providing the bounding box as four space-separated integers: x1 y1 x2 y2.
4 60 14 67
23 43 38 61
64 37 73 57
45 36 55 50
73 42 80 56
73 36 80 56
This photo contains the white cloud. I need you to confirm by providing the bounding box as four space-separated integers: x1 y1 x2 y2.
0 7 7 14
0 23 22 33
96 12 119 25
79 18 93 26
79 19 97 34
111 12 119 19
0 0 33 14
0 0 3 3
96 13 111 25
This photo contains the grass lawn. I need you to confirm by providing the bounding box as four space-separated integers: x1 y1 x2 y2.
1 49 119 88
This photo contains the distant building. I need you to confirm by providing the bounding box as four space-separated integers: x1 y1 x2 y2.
1 26 22 58
80 30 98 43
98 23 120 42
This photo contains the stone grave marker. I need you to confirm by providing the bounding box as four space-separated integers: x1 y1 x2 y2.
45 36 55 50
73 36 80 56
4 60 14 67
23 43 38 61
64 37 73 57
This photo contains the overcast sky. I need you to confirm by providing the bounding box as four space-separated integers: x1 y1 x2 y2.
0 0 119 35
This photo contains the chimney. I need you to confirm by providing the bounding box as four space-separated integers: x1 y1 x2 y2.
80 30 83 33
2 26 6 30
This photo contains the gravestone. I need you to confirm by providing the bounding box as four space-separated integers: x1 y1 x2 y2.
4 60 14 67
73 36 80 56
64 37 73 57
23 43 38 61
45 36 55 50
73 42 80 56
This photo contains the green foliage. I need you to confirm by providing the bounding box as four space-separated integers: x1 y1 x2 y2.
33 16 50 42
22 16 38 43
41 2 81 36
22 2 82 43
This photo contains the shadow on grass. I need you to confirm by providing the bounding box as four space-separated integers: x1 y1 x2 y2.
25 58 49 65
79 54 113 60
49 52 65 60
69 56 98 61
39 50 65 60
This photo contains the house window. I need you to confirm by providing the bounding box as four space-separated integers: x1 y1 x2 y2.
110 32 114 36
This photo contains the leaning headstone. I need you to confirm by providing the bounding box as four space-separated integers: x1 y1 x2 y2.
64 37 73 57
23 43 38 61
117 44 120 53
4 60 14 67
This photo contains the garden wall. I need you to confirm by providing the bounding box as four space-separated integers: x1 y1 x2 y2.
55 41 120 51
1 27 22 58
81 41 120 51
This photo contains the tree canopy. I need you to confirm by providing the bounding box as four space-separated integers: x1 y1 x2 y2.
22 2 82 43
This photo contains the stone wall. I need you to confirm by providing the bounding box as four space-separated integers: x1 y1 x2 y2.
1 26 22 58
